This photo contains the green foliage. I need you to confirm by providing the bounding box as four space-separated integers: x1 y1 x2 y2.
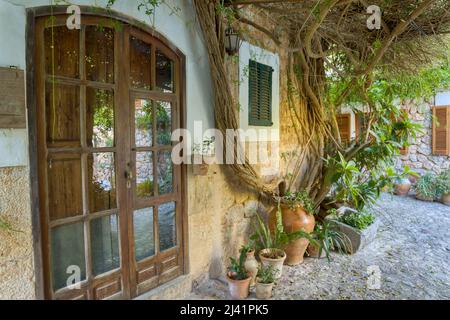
282 191 315 214
250 203 317 254
311 221 352 260
136 179 153 197
325 109 421 211
0 217 22 233
256 264 276 284
328 59 450 108
228 246 250 280
415 173 438 199
436 169 450 195
338 211 375 231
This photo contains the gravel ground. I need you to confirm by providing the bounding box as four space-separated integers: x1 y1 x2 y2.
188 193 450 300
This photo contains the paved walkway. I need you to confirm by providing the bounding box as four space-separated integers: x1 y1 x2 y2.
189 194 450 300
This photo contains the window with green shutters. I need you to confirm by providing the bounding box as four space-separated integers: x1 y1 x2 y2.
248 60 273 126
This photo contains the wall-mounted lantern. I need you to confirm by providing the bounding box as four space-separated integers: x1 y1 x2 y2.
225 27 241 56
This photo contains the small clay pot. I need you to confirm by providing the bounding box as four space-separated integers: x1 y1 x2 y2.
442 193 450 206
259 249 286 279
255 280 274 299
244 250 259 287
226 272 251 300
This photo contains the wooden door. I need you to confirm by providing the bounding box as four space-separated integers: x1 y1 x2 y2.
35 15 185 300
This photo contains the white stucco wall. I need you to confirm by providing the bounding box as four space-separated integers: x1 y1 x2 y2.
239 41 280 142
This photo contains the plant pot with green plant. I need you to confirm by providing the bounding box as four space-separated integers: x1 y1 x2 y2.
269 191 316 266
251 204 316 278
414 172 437 202
307 219 352 260
327 208 378 254
255 264 276 299
391 167 417 197
436 169 450 206
226 248 252 300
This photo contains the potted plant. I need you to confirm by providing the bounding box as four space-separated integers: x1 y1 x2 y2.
192 137 215 176
436 169 450 205
414 173 437 202
326 208 379 254
251 205 315 278
255 265 276 299
307 220 352 260
269 191 316 265
394 166 416 196
226 248 252 300
242 244 259 287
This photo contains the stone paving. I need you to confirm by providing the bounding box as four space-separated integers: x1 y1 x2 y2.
188 194 450 300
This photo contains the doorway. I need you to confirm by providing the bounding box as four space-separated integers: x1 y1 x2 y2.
33 13 186 300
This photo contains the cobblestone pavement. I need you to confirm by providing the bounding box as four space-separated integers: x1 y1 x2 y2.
188 194 450 300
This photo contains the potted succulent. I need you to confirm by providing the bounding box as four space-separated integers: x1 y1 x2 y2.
251 205 315 278
307 220 352 260
436 169 450 205
269 191 316 266
414 173 437 202
226 248 252 300
255 265 276 299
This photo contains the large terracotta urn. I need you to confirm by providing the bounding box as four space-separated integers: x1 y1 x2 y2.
270 205 315 266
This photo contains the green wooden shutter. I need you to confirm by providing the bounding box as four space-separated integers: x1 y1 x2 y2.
248 60 273 126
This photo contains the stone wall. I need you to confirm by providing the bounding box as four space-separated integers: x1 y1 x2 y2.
395 99 450 175
0 167 35 299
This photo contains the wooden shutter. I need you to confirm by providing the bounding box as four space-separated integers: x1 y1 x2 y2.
432 106 450 156
248 60 273 126
337 113 351 143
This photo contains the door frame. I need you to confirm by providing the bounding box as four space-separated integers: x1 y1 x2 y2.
26 5 188 300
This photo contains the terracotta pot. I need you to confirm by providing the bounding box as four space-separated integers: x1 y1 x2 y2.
244 250 259 287
255 281 274 299
442 193 450 206
415 193 434 202
270 205 315 266
394 178 411 196
259 249 286 279
226 272 251 300
306 243 326 259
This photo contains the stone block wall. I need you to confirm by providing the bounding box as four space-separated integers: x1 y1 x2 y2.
0 167 35 299
395 99 450 175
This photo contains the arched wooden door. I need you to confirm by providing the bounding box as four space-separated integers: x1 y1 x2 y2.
34 13 186 300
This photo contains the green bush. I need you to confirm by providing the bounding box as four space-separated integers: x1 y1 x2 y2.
339 211 375 230
436 169 450 196
257 265 276 284
414 173 438 199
